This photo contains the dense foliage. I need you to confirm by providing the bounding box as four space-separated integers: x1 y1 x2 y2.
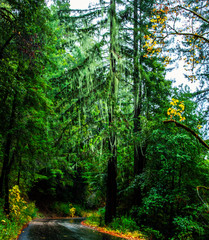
0 0 209 239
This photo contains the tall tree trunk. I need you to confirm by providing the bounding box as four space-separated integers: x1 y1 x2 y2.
105 0 118 225
0 93 17 213
105 135 117 224
133 0 145 205
17 156 22 186
4 163 10 214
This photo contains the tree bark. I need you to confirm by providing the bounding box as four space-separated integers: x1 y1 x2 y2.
105 140 117 224
0 93 17 214
105 0 118 224
0 34 16 59
17 156 22 186
133 0 145 205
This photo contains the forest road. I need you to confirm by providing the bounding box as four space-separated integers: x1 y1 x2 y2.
18 218 126 240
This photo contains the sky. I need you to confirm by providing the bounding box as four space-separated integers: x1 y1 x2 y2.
70 0 99 9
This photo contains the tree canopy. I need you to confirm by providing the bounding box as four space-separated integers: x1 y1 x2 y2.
1 0 209 239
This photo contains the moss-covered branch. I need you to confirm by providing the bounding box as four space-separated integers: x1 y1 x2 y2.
163 119 209 149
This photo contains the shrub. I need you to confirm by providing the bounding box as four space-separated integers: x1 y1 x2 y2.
109 216 140 233
172 216 205 240
0 201 18 240
141 226 164 240
86 208 105 227
72 204 84 217
51 202 70 216
51 202 87 217
9 185 37 224
69 203 76 217
0 185 37 240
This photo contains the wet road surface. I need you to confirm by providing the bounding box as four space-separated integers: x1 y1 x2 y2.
18 218 126 240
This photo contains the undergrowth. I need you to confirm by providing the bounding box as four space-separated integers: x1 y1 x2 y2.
50 201 87 217
85 208 147 239
0 185 37 240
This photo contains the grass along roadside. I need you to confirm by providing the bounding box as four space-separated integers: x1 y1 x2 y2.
82 211 148 240
82 220 147 240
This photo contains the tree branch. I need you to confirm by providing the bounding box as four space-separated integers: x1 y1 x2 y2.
0 7 16 21
178 5 209 25
163 119 209 149
0 34 16 59
170 31 209 44
197 186 209 210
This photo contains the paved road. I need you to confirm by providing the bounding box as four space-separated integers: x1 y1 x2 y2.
18 218 125 240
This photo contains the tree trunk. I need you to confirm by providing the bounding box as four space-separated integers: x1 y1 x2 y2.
0 93 17 213
105 140 117 224
17 157 22 186
4 165 10 214
105 0 118 224
133 0 146 206
0 136 12 194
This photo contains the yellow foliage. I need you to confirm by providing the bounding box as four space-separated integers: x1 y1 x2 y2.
69 205 76 217
9 185 27 220
167 98 185 122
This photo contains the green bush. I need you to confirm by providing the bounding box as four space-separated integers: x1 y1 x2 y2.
172 216 205 240
86 207 105 227
0 202 18 240
71 204 86 217
0 218 19 240
141 226 164 240
109 216 140 233
51 201 86 217
51 202 70 216
23 202 38 219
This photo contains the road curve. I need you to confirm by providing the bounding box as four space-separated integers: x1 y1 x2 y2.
18 218 126 240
